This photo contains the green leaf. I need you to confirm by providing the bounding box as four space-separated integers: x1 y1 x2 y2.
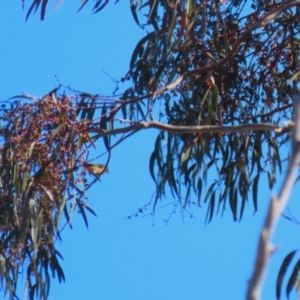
51 123 65 140
286 258 300 299
239 191 247 221
33 210 43 255
201 3 207 37
77 0 89 13
212 84 218 112
204 51 219 62
21 171 29 193
233 189 238 221
154 133 163 170
120 89 132 119
26 0 41 21
186 0 195 17
229 187 237 221
45 272 50 299
7 94 32 101
213 21 221 52
55 249 64 261
222 21 230 55
167 60 179 84
100 105 110 151
252 173 259 212
204 182 216 203
276 250 298 300
93 0 110 13
79 101 88 120
167 12 177 43
84 204 98 217
76 199 88 229
13 163 18 186
289 70 300 82
149 150 157 184
87 100 96 120
183 184 191 207
168 164 179 198
68 193 77 228
220 145 229 173
40 0 48 20
50 254 65 283
137 102 146 120
181 146 191 164
205 190 215 224
130 0 140 26
272 141 282 174
203 159 215 184
28 141 36 158
130 32 155 69
267 171 275 190
197 177 202 206
76 97 85 117
207 91 213 120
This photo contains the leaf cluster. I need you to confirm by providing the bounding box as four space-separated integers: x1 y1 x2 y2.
122 0 299 220
0 91 100 299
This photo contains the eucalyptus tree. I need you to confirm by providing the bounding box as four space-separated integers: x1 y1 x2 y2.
1 0 300 299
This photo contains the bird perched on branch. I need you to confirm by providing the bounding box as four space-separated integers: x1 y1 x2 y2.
85 163 108 176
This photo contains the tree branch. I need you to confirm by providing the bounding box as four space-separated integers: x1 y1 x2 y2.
89 120 281 137
246 92 300 300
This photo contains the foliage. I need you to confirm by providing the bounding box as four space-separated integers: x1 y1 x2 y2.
122 0 298 222
23 0 297 223
0 90 101 299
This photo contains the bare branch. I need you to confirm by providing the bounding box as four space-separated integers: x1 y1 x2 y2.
89 120 281 137
246 92 300 300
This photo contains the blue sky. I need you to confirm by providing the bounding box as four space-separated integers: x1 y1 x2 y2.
1 1 300 299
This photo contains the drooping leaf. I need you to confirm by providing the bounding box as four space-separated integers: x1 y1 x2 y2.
149 150 157 184
276 250 298 300
252 173 260 212
168 163 179 198
100 105 110 151
130 1 140 26
51 123 65 140
76 199 88 229
197 177 202 206
181 146 191 164
204 182 216 203
50 254 65 283
84 204 98 217
77 0 89 13
93 0 110 13
130 32 155 69
286 258 300 299
229 186 237 221
267 171 275 190
40 0 48 20
205 190 215 224
26 0 41 21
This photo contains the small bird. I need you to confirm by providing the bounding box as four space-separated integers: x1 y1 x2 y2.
85 163 109 176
